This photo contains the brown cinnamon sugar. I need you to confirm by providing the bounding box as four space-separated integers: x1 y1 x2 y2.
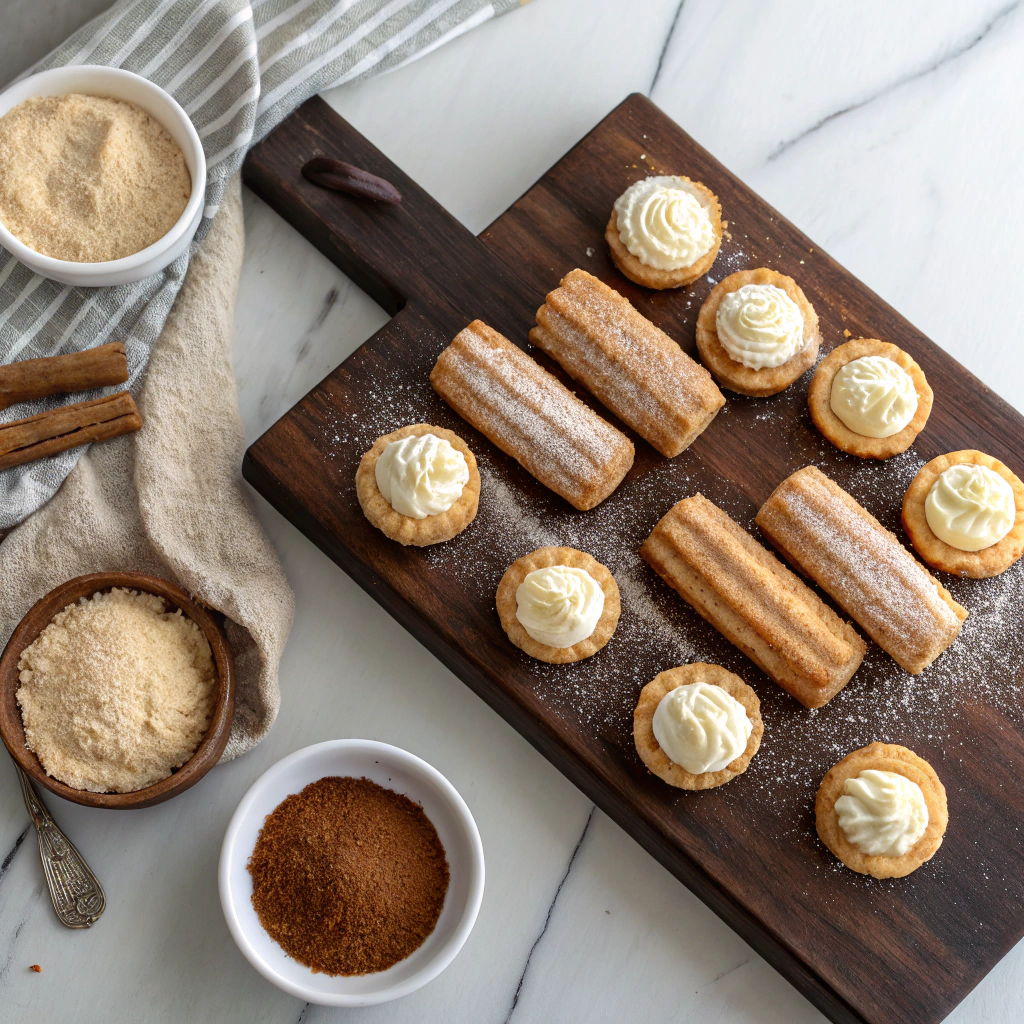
248 776 449 976
0 94 191 262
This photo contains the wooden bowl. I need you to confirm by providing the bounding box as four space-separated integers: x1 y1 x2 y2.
0 572 234 809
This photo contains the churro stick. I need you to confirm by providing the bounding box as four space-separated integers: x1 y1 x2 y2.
641 493 865 708
756 466 967 674
430 320 634 510
530 269 724 457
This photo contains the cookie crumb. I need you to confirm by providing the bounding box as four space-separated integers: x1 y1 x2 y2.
843 329 852 337
29 965 41 973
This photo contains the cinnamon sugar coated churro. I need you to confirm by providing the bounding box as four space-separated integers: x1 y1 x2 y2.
430 320 634 510
530 269 724 456
756 466 967 674
640 494 865 708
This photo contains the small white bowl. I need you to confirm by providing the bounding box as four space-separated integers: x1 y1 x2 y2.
219 739 485 1007
0 66 206 287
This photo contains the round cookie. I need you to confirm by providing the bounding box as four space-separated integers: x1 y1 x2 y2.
695 268 820 396
808 338 932 458
356 423 480 546
902 450 1024 578
496 546 619 664
633 663 763 791
815 742 947 879
605 177 722 289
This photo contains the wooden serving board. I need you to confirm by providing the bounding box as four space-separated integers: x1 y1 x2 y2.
241 94 1024 1024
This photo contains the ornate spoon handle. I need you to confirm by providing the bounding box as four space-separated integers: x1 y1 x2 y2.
15 762 105 928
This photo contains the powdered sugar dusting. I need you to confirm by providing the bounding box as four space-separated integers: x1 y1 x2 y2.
431 322 632 507
317 254 1024 907
758 468 963 670
536 270 720 437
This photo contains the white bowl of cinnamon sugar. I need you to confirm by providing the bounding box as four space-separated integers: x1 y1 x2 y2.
0 65 205 287
219 739 485 1006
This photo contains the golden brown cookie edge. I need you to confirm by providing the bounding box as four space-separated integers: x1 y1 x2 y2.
604 178 723 289
808 339 933 459
815 742 947 879
902 450 1024 578
356 424 480 546
694 268 820 397
495 546 621 664
633 663 763 790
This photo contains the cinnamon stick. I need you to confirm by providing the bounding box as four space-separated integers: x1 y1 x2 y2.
0 392 142 470
0 343 129 411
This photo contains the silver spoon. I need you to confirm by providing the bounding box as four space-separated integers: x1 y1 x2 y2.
15 761 105 928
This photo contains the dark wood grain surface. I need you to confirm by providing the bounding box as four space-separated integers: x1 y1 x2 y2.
241 93 1024 1024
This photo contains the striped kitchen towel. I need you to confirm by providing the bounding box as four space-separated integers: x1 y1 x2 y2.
0 0 524 530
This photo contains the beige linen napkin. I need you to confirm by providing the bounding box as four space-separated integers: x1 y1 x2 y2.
0 175 294 761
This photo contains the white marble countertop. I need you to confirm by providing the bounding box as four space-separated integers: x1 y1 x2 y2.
3 1 1024 1021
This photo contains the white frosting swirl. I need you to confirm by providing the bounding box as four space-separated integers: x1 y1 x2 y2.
375 433 469 519
830 355 918 437
834 769 928 858
652 682 751 775
925 463 1016 551
515 565 604 648
716 283 805 370
613 176 715 271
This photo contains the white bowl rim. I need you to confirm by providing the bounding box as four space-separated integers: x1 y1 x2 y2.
218 738 485 1007
0 65 206 275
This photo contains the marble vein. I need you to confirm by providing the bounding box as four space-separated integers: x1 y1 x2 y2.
649 0 686 95
768 0 1022 161
708 955 752 988
503 807 595 1024
0 915 28 988
289 287 342 367
0 824 29 889
310 287 339 336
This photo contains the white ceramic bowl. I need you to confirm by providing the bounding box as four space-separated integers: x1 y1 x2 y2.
0 66 206 287
219 739 485 1007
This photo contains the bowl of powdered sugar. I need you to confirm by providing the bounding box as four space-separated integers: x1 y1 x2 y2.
0 571 234 809
0 65 205 287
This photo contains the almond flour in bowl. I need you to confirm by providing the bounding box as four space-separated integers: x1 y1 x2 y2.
15 588 216 793
0 93 191 263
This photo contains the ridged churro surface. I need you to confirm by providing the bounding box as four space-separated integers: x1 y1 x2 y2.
757 466 967 674
641 493 865 708
530 269 724 457
430 320 634 510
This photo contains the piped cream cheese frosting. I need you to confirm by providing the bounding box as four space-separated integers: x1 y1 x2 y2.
375 432 469 519
925 463 1016 551
515 565 604 648
613 176 715 271
834 769 928 857
716 283 805 369
652 681 751 775
830 355 918 437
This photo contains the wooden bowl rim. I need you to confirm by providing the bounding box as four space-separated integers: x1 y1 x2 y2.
0 571 235 809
